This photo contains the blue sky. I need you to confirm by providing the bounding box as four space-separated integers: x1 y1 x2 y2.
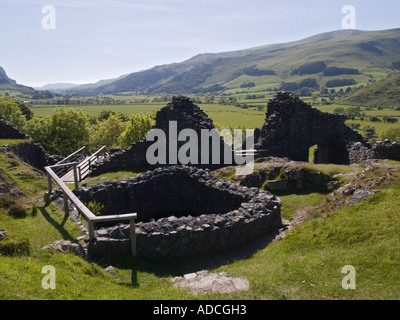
0 0 399 87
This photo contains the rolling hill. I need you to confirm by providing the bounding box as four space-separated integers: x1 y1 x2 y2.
65 28 400 95
340 71 400 107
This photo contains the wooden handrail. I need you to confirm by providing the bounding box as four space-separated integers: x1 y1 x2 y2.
48 161 79 169
55 146 86 165
45 165 137 256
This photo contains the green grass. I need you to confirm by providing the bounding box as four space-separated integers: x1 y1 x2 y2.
1 133 400 300
66 166 153 189
0 138 31 146
211 182 400 300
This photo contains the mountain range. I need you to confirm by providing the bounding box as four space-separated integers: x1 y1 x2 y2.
2 28 400 96
62 28 400 95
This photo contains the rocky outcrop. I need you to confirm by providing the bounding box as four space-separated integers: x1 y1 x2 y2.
239 165 332 191
171 270 250 295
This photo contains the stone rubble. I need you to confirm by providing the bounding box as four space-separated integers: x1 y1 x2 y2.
170 270 250 295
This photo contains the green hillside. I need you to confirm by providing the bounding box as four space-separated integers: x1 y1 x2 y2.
68 28 400 95
340 72 400 107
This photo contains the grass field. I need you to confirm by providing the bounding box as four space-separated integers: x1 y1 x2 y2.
1 150 400 300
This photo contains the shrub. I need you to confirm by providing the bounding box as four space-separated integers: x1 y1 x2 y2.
381 127 400 142
0 195 14 209
349 123 361 130
0 232 30 256
8 203 27 219
369 116 382 122
85 200 105 216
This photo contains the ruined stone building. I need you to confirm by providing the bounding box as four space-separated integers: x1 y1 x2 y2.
254 92 366 165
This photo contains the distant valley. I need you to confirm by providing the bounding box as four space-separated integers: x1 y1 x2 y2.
2 28 400 106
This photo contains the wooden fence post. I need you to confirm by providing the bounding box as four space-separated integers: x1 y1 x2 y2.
130 218 137 257
73 163 79 189
88 220 95 241
47 172 52 192
63 191 69 216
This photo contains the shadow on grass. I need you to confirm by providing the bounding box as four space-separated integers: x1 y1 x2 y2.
38 206 76 242
92 225 288 281
271 186 332 198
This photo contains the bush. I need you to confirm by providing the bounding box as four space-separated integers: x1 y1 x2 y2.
0 232 30 256
369 116 382 122
363 126 377 141
382 116 398 123
333 107 345 114
85 201 106 216
349 123 361 130
381 127 400 142
8 203 27 219
0 195 14 209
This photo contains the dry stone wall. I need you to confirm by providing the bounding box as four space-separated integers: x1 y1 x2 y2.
72 166 282 258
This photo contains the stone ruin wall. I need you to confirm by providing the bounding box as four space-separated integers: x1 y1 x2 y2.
254 92 366 165
254 92 400 165
90 96 237 176
90 93 400 176
0 117 60 170
71 166 282 257
0 116 29 139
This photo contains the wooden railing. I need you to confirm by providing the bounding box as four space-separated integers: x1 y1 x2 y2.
77 146 107 181
45 149 137 256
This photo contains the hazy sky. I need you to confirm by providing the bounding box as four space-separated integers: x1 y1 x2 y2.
1 0 399 87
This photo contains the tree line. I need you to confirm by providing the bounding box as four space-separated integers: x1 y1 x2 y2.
0 97 155 156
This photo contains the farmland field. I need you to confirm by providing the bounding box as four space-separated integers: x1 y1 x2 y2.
29 96 400 138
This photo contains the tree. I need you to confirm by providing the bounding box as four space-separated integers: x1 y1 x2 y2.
25 117 52 150
381 127 400 142
118 112 155 148
363 126 377 142
334 107 345 114
49 107 90 156
349 123 361 130
89 114 126 150
382 116 398 123
0 97 27 130
345 107 361 120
